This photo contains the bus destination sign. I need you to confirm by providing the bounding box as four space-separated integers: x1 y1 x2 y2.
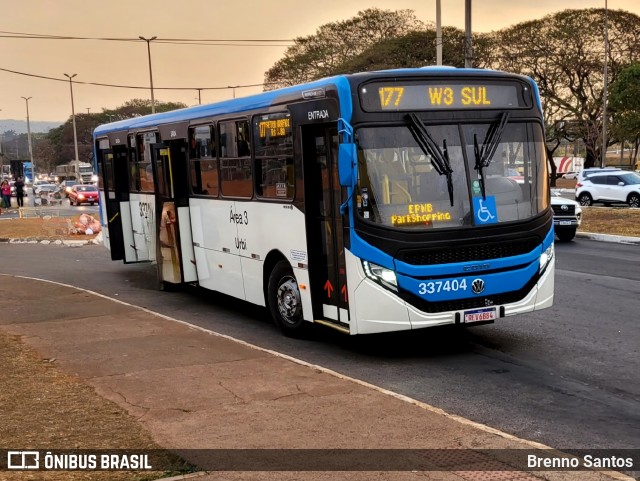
360 81 526 111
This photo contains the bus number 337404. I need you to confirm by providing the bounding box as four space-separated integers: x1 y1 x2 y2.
418 279 468 295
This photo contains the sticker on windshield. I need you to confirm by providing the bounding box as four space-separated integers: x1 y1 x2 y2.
472 196 498 225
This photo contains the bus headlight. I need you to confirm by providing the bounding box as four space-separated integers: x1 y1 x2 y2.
362 260 397 292
539 244 554 273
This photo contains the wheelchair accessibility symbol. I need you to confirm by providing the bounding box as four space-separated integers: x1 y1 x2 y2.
472 196 498 225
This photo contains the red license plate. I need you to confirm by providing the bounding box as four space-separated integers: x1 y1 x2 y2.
463 307 496 324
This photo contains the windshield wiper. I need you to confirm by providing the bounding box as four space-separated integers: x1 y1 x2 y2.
473 111 511 200
406 113 455 206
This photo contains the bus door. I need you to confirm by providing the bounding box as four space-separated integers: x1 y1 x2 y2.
112 145 139 263
150 141 197 286
99 146 127 260
302 124 350 330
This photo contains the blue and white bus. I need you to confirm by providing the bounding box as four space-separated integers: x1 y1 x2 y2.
94 67 553 336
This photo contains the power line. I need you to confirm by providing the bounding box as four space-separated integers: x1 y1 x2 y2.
0 66 271 91
0 30 295 45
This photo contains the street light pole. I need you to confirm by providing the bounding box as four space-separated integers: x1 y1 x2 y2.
21 96 35 181
139 36 157 114
601 0 609 168
64 73 80 162
464 0 473 68
436 0 442 66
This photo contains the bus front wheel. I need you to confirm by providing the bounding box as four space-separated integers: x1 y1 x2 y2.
268 261 306 336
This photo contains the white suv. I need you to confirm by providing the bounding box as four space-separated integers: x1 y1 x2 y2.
577 167 622 183
551 192 582 241
576 171 640 208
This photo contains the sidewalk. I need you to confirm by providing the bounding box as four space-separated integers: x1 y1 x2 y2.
0 276 635 481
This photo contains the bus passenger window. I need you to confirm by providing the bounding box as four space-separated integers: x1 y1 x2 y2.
219 120 252 198
189 126 218 197
253 111 293 200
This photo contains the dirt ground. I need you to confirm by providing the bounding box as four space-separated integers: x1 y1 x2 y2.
0 215 99 241
0 331 193 480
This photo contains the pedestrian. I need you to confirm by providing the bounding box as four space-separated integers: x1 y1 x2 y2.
14 176 25 208
0 180 10 212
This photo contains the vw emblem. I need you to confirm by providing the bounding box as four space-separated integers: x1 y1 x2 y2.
561 204 569 211
471 278 485 295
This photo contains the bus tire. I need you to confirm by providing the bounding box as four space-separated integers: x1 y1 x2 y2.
268 260 306 336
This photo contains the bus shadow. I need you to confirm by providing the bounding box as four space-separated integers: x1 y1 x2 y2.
116 269 503 359
309 323 483 359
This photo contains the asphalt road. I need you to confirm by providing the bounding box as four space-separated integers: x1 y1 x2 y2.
2 196 99 218
1 238 638 451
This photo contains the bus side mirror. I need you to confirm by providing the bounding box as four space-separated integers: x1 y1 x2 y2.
338 143 357 187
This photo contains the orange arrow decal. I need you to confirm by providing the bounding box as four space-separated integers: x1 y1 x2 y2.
324 280 334 298
341 284 348 302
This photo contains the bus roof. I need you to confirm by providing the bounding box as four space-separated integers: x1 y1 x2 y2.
93 67 538 137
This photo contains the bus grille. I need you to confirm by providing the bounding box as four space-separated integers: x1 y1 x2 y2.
399 274 539 314
396 238 540 266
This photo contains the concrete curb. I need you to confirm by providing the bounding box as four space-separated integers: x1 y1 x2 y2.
576 231 640 245
0 237 101 246
156 472 209 481
0 232 103 246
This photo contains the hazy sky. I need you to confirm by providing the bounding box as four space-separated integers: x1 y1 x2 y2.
1 0 637 122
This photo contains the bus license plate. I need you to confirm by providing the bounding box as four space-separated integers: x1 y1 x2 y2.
463 307 496 324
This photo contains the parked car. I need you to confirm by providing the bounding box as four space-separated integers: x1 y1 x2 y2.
33 184 63 206
31 179 49 194
575 171 640 208
577 167 622 183
561 172 578 180
550 192 582 242
59 180 78 197
69 184 99 206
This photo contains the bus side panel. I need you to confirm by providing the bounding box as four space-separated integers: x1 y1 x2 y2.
177 206 198 282
129 193 156 262
236 202 310 316
99 191 111 251
119 201 138 262
190 205 210 281
189 198 244 299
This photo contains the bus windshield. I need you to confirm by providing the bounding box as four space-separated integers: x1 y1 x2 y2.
355 120 548 230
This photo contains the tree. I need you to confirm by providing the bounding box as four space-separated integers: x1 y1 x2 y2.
43 99 186 170
264 8 426 89
492 9 640 168
332 27 494 74
608 62 640 166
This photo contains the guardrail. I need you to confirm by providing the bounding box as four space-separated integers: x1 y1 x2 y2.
18 206 63 219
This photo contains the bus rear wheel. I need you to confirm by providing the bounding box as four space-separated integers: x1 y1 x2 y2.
268 261 306 336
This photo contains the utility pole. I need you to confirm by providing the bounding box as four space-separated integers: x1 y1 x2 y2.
436 0 442 65
601 0 609 168
64 73 80 162
139 36 157 114
21 96 35 180
464 0 473 68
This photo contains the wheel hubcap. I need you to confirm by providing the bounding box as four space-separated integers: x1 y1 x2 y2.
631 197 640 208
277 277 301 325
